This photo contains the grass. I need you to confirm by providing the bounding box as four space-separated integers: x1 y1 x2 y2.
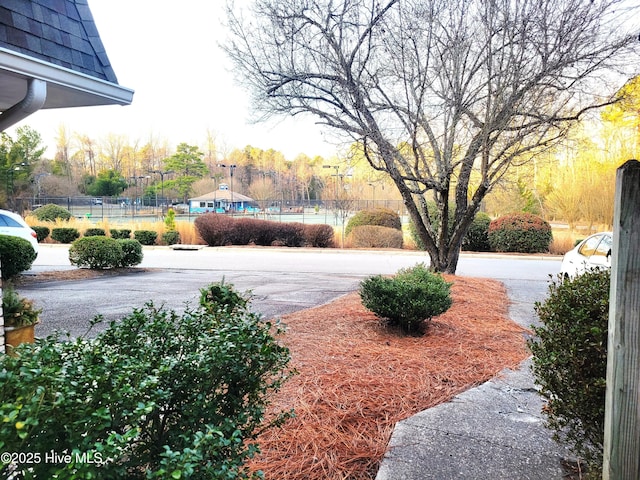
549 230 578 255
26 215 203 245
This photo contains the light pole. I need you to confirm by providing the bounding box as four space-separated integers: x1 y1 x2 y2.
218 164 236 213
125 175 138 218
138 175 150 210
323 165 339 225
368 181 379 209
152 170 173 215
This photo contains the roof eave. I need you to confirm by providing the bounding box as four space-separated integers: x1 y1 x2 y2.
0 47 134 108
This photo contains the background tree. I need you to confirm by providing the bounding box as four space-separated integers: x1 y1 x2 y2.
600 75 640 161
163 142 209 203
73 134 97 178
53 125 73 185
85 169 128 197
100 133 128 174
248 175 278 215
0 126 45 207
224 0 639 272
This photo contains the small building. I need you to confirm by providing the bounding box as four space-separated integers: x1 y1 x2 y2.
189 185 257 214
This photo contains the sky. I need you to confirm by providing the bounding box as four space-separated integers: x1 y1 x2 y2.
8 0 340 160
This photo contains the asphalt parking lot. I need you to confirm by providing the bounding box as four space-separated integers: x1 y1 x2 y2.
22 245 561 339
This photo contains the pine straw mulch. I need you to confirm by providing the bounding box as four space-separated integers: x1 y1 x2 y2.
250 275 530 480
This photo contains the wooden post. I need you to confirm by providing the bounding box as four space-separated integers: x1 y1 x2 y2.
603 159 640 479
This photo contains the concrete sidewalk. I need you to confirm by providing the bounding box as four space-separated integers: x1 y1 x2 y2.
375 281 575 480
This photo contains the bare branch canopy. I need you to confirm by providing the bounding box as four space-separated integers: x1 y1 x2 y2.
223 0 639 273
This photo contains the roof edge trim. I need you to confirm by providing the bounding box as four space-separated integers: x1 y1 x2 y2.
0 48 134 106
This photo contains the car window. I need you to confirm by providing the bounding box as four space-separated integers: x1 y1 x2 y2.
578 234 603 257
0 214 23 228
593 234 612 257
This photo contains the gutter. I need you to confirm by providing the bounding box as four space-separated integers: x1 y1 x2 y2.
0 78 47 131
0 47 134 112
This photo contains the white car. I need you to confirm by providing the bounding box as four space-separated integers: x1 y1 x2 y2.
0 209 39 254
560 232 612 278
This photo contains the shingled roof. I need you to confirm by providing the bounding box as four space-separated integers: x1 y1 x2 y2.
0 0 119 83
0 0 133 130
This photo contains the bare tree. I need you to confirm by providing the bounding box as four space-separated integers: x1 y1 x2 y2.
73 134 97 177
100 133 128 173
224 0 639 272
248 175 277 215
54 124 72 183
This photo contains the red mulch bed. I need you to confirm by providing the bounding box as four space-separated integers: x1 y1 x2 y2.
249 275 530 479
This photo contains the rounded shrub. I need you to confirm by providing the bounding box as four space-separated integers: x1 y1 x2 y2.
51 227 80 244
118 239 143 267
488 213 552 253
349 225 403 249
195 213 235 246
269 222 306 247
199 281 249 316
133 230 157 246
32 203 72 222
84 227 106 237
32 225 50 242
360 263 452 334
529 270 610 473
0 235 37 280
345 208 401 237
226 218 257 245
69 236 123 269
161 230 181 246
110 228 131 239
303 224 335 248
462 212 492 252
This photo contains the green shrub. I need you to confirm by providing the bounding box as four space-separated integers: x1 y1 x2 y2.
0 283 291 479
0 235 37 280
529 270 610 473
51 227 80 243
162 230 181 246
69 236 123 269
32 225 50 242
118 239 144 267
84 227 106 237
349 225 404 249
345 207 401 237
462 212 492 252
110 228 131 239
133 230 158 246
302 223 335 248
360 263 452 334
164 208 177 231
488 213 552 253
32 203 72 222
199 280 249 316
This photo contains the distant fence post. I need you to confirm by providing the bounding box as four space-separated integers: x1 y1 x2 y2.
603 159 640 479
